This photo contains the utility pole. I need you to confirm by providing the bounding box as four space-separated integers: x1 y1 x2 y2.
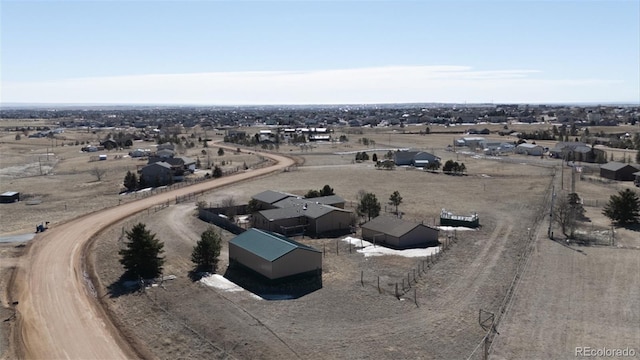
548 185 556 239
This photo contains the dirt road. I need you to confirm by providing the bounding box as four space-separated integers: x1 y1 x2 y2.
10 150 294 359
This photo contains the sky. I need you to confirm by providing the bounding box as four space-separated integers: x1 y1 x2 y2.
1 0 639 105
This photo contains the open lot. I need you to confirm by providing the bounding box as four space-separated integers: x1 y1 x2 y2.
1 120 639 359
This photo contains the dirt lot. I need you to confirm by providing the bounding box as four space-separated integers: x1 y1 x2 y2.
2 120 639 359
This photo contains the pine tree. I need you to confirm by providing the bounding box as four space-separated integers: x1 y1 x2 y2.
212 165 223 178
123 171 138 191
603 189 640 225
389 191 403 216
119 223 165 279
320 184 334 196
191 228 222 273
357 192 381 221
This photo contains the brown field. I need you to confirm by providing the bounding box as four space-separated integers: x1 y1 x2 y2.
1 120 639 359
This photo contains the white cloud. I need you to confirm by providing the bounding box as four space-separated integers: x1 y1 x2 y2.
2 65 634 105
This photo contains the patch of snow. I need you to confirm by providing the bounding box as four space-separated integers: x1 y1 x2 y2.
437 226 477 231
200 274 244 292
341 236 440 258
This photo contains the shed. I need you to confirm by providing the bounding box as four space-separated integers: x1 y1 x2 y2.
0 191 20 203
361 216 440 249
600 162 640 181
515 143 545 156
229 228 322 281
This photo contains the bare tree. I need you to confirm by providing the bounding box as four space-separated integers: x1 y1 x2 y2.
554 192 585 238
221 196 237 221
90 167 107 181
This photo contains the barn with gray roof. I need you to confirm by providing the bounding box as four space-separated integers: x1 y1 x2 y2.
228 228 322 281
600 162 640 181
361 216 439 249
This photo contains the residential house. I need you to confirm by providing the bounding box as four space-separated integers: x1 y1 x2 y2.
139 162 173 186
253 198 352 236
515 143 545 156
251 190 296 210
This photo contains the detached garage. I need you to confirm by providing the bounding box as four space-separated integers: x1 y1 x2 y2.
361 216 440 249
600 162 640 181
229 228 322 281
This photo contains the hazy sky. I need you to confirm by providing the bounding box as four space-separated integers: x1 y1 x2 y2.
2 0 639 105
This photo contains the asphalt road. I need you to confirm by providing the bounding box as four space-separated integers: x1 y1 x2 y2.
11 149 294 359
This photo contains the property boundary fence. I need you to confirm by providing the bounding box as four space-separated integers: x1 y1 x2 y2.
319 232 458 305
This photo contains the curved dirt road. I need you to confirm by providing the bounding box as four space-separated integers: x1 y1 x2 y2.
11 150 294 359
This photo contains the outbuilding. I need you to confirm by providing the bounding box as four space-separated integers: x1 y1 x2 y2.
515 143 545 156
361 216 440 249
229 228 322 281
0 191 20 203
600 162 640 181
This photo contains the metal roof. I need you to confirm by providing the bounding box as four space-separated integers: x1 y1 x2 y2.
230 228 320 262
362 216 438 238
252 190 295 205
600 162 640 172
271 198 350 219
0 191 19 197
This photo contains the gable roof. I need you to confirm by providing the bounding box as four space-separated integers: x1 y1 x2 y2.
252 190 295 205
265 199 349 220
309 195 345 206
362 216 437 238
394 151 419 161
230 228 320 262
517 143 543 149
143 161 172 170
600 162 640 172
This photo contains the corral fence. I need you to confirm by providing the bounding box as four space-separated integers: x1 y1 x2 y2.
319 232 458 305
569 223 615 246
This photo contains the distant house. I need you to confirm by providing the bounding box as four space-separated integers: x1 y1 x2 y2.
412 152 441 168
139 162 173 186
550 142 606 163
394 151 419 166
164 156 196 173
515 143 545 156
100 139 118 150
361 216 439 249
229 228 322 281
393 150 440 168
157 142 175 151
461 137 486 147
633 171 640 186
129 149 150 158
600 162 640 181
156 149 175 159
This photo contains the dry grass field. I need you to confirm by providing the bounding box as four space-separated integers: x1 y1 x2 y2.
2 119 639 359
